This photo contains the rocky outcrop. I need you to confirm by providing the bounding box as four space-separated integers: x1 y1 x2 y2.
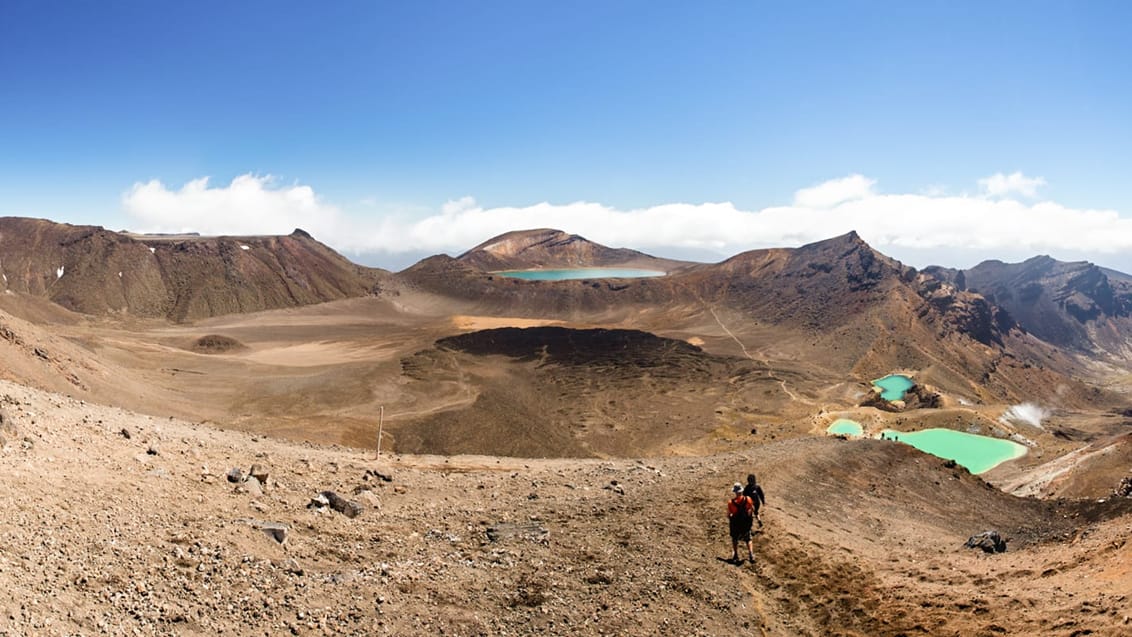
915 274 1015 346
859 382 942 412
925 255 1132 358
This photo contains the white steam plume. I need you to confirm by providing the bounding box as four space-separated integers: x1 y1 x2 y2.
1000 403 1051 429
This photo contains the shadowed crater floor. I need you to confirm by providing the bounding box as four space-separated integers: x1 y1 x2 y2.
393 327 764 457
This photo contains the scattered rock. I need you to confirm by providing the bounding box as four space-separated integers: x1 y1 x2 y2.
241 519 289 544
249 463 270 484
260 524 287 544
320 491 362 518
0 408 16 446
226 467 244 483
354 489 382 509
146 445 159 455
308 493 330 510
965 530 1007 553
281 558 303 575
486 522 549 544
1115 476 1132 498
119 427 131 439
243 476 264 497
364 468 394 482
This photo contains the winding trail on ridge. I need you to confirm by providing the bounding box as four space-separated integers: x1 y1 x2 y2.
705 305 805 404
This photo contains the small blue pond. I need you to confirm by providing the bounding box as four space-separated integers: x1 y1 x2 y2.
880 428 1027 474
873 374 915 401
495 268 666 281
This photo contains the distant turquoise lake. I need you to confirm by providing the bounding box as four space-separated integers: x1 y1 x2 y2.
880 428 1027 474
827 419 863 436
495 268 666 281
874 374 915 401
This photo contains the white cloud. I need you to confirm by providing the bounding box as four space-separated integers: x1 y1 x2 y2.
121 172 1132 273
978 171 1047 198
122 174 346 237
793 174 876 208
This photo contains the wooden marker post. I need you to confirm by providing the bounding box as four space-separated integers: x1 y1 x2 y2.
375 405 384 458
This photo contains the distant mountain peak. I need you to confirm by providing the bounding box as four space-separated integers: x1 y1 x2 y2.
457 228 688 272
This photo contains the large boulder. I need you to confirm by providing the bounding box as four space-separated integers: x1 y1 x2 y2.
964 530 1007 553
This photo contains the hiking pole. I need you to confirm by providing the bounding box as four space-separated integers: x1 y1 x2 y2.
375 405 384 458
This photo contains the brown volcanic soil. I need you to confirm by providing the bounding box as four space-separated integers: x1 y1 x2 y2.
394 327 760 457
0 227 1131 634
2 379 1131 636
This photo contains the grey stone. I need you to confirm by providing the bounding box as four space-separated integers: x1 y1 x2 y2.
261 524 288 544
320 490 362 518
308 493 330 509
486 522 550 544
226 467 244 483
964 530 1007 553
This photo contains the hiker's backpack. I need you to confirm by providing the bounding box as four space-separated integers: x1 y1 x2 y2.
732 495 753 522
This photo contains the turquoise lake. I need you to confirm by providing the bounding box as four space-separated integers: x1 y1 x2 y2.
495 268 666 281
827 419 863 436
874 374 915 401
880 428 1027 474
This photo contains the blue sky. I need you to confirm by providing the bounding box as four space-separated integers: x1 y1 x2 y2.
2 1 1131 272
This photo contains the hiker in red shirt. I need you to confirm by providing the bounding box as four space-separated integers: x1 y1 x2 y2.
727 482 755 563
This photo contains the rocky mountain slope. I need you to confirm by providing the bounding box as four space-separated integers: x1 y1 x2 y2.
925 256 1132 361
2 378 1130 637
402 231 1103 409
0 217 387 321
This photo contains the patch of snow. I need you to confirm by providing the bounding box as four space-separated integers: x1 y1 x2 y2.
240 245 250 250
118 272 123 278
56 266 64 279
149 247 156 254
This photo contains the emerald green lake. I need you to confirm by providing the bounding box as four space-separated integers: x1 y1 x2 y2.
495 268 666 280
880 428 1027 474
827 419 863 436
874 374 915 401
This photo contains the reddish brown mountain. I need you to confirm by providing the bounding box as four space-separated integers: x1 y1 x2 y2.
403 230 1098 407
456 228 689 272
0 217 387 321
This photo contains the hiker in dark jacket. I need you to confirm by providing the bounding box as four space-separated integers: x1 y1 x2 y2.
743 474 766 528
727 483 755 563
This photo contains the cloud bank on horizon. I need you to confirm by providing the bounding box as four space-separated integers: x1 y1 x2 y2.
122 172 1132 271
